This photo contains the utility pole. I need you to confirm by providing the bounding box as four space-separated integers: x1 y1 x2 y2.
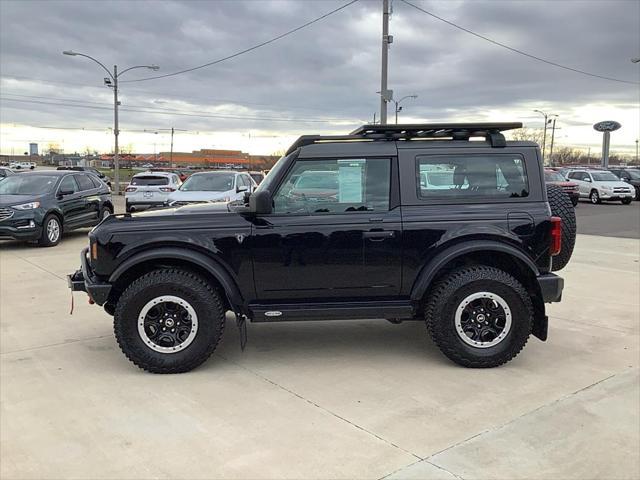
170 127 175 165
379 0 390 124
533 110 548 161
112 65 120 194
549 117 557 166
636 139 639 164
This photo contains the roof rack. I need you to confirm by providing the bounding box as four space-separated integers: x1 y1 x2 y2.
286 122 522 155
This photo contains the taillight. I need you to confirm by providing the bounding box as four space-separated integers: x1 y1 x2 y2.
160 187 176 192
125 187 136 192
550 216 562 256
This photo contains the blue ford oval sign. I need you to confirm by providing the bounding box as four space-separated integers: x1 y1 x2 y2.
593 121 621 132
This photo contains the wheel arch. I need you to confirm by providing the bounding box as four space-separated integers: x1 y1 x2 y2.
411 241 547 340
107 248 244 316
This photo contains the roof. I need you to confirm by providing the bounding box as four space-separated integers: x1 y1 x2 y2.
286 122 525 155
11 170 75 177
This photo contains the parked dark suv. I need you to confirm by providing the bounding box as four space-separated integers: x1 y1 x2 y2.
69 123 573 373
608 167 640 200
0 170 113 246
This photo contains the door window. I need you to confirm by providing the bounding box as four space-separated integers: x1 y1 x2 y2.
59 175 78 193
273 158 391 214
416 155 528 199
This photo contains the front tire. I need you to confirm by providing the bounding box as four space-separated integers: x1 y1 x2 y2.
622 198 632 205
114 269 225 373
38 214 62 247
590 189 601 204
425 266 533 368
99 205 113 220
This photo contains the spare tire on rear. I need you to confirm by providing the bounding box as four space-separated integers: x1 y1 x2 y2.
546 184 576 271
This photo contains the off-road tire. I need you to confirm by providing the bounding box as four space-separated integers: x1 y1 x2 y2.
425 266 533 368
38 214 62 247
547 184 576 271
621 198 632 205
114 268 225 373
589 189 601 204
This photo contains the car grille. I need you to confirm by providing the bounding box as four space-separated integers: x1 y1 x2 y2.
613 187 631 194
562 185 578 193
0 207 14 222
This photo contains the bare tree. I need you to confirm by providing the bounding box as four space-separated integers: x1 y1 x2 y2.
508 128 545 145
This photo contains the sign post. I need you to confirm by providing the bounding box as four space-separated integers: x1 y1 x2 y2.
593 121 621 168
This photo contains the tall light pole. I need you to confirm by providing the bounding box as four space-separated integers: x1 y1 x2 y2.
379 0 391 124
392 95 418 124
533 109 549 161
635 139 639 164
63 51 158 194
548 115 559 166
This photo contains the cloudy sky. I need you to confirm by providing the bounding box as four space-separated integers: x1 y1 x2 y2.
1 0 638 156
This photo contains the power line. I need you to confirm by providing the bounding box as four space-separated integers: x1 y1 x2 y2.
401 0 640 85
0 96 355 124
121 0 359 83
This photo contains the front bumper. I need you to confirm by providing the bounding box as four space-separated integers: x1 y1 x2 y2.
67 247 112 305
538 273 563 303
599 191 633 200
0 210 43 241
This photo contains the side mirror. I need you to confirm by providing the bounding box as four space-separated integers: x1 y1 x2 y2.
237 185 248 193
249 189 273 214
583 177 591 182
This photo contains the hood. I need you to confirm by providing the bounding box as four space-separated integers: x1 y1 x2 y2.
131 201 232 218
167 190 231 203
595 181 632 189
0 194 45 207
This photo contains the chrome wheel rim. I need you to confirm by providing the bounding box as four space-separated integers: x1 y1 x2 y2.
47 218 60 243
591 192 598 203
138 296 198 354
455 292 512 348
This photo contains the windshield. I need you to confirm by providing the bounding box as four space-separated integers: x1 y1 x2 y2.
255 153 292 193
545 171 565 182
624 170 640 180
131 175 169 186
592 172 619 182
180 173 234 192
0 175 57 195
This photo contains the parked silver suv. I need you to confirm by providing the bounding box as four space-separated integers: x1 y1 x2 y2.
125 171 182 212
566 169 634 204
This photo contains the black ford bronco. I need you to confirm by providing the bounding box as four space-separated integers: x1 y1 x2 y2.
68 123 575 373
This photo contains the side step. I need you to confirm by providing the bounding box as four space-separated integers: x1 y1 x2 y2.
249 300 415 323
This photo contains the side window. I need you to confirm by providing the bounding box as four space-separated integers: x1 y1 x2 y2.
237 175 247 188
59 175 78 193
88 175 103 188
273 158 391 214
416 155 528 199
75 174 95 191
567 172 578 180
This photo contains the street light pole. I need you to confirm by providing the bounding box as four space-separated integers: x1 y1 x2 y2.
533 109 548 162
549 116 558 166
636 139 639 164
392 95 418 124
63 51 158 194
379 0 390 124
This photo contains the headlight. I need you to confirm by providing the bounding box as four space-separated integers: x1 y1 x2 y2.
602 185 612 191
12 201 40 210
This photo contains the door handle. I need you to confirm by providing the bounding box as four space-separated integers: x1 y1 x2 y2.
363 230 395 241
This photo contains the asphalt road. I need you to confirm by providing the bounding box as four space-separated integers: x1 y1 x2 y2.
575 199 640 239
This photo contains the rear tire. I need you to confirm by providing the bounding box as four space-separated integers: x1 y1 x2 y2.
425 266 533 368
114 269 225 373
99 205 112 220
547 184 576 271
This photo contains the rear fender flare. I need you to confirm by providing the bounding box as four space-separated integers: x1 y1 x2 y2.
108 247 244 313
410 240 540 302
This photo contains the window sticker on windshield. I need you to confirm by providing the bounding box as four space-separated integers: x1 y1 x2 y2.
337 159 365 203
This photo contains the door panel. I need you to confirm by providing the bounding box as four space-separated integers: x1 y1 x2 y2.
57 175 84 227
251 156 402 301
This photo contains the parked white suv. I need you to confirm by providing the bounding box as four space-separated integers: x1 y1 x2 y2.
125 172 181 212
9 161 35 170
566 169 634 204
166 170 256 206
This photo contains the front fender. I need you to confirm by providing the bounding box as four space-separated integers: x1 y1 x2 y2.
108 247 244 313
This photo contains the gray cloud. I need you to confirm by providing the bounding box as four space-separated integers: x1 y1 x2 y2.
1 0 638 150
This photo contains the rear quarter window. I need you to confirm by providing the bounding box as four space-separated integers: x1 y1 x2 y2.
416 154 529 200
131 176 169 186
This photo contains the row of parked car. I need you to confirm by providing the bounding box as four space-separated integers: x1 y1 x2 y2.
544 166 639 205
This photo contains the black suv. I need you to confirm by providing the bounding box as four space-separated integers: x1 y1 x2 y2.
69 123 572 373
0 170 113 246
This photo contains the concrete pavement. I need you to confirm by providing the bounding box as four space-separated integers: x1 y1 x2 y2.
1 232 639 479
